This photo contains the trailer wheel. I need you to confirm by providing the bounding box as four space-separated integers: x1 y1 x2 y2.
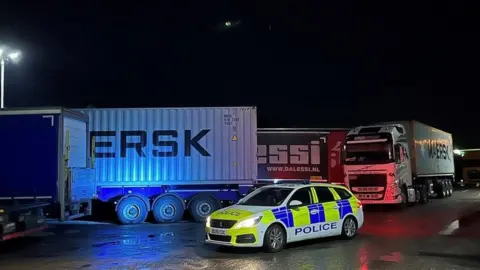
116 196 148 225
188 195 220 223
152 195 185 223
438 181 447 198
447 180 453 196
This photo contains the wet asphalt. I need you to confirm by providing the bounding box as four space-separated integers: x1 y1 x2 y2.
1 189 480 270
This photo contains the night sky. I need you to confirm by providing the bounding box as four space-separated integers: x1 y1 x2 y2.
1 2 479 148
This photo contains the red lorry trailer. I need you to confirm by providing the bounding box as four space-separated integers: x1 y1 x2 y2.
257 128 349 185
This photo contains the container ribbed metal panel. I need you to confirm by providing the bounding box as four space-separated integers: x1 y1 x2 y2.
76 107 257 186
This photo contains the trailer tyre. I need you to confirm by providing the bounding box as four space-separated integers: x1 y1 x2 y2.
447 180 453 196
152 195 185 223
189 195 220 223
439 181 447 198
116 196 148 225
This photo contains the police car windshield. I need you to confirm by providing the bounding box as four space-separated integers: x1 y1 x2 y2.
239 187 293 207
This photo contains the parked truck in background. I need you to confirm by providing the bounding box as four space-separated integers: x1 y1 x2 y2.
257 128 348 185
76 107 257 225
343 121 455 206
454 149 480 187
0 108 94 241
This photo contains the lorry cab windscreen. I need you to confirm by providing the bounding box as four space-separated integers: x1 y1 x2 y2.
344 142 393 165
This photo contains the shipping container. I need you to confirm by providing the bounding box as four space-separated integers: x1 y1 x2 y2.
0 108 93 240
257 128 348 184
75 107 257 224
344 120 455 206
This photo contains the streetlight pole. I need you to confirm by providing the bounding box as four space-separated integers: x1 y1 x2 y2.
0 47 21 109
1 58 5 109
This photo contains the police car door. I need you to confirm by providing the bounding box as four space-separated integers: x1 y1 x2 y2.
314 187 342 237
332 187 356 226
286 187 315 242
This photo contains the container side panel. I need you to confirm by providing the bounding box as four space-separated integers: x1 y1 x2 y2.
257 131 328 181
0 114 59 198
76 107 257 186
412 121 454 176
63 116 87 168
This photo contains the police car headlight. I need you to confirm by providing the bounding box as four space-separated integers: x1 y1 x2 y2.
233 216 262 229
206 216 211 227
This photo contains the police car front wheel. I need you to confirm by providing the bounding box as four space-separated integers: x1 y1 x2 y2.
341 216 358 240
263 224 286 253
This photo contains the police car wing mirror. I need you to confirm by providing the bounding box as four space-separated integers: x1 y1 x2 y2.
288 200 302 208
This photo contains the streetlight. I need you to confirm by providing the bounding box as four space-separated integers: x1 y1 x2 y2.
0 46 21 109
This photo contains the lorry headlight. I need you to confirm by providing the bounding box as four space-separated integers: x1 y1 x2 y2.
233 216 262 229
206 216 211 227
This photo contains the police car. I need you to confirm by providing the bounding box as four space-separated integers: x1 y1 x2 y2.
205 183 363 252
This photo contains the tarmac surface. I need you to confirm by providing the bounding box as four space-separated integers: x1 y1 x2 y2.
1 189 480 269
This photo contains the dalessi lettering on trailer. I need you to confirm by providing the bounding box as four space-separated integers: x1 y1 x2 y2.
90 129 211 158
257 141 322 165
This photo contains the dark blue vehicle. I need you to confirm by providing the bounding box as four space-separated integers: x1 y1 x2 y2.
0 108 94 240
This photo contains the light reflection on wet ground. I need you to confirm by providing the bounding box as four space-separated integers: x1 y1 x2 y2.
0 189 479 269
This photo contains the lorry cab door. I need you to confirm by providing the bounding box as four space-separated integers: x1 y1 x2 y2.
314 187 341 237
287 187 315 242
395 144 412 186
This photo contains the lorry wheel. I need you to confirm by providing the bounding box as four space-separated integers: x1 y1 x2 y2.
398 187 408 209
116 196 148 225
444 181 449 197
448 180 453 196
419 185 429 204
446 183 451 197
263 223 286 253
152 195 185 223
188 195 220 223
439 181 447 198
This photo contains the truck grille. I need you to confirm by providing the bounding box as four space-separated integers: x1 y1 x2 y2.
211 219 236 229
350 174 387 187
349 174 387 200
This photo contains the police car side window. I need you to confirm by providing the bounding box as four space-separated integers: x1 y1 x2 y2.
334 188 352 200
288 188 312 206
314 187 335 203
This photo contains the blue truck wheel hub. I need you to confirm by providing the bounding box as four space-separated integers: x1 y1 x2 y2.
161 204 176 218
124 204 140 220
197 202 212 216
